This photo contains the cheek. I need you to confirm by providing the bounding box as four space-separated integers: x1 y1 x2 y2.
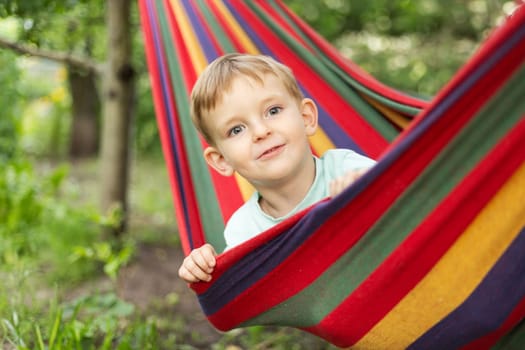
220 142 249 163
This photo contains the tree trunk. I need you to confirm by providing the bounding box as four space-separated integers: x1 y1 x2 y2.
99 0 135 237
67 66 100 158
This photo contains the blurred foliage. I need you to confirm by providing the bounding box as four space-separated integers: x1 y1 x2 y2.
284 0 511 41
18 63 72 157
284 0 516 95
0 0 162 158
0 49 22 161
0 154 179 347
2 293 160 349
0 0 105 57
336 32 478 96
0 158 101 282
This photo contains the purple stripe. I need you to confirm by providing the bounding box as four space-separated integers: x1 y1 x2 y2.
146 0 195 249
408 226 525 350
224 0 273 56
314 95 364 153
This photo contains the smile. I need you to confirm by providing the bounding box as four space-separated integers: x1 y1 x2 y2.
258 145 284 160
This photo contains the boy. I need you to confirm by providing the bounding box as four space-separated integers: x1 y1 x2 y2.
178 53 375 283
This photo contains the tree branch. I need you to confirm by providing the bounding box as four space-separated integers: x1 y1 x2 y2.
0 37 103 74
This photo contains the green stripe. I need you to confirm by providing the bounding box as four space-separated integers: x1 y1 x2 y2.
491 318 525 350
195 0 236 53
243 65 525 327
156 0 226 250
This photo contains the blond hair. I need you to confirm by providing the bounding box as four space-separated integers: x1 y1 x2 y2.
190 53 304 144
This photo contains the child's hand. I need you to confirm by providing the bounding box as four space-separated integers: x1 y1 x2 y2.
329 168 369 198
178 243 217 283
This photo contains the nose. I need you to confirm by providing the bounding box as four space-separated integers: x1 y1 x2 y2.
252 119 271 141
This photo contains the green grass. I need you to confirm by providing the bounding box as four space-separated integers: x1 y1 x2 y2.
0 156 173 348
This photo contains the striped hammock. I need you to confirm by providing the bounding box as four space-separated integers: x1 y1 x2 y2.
139 0 525 348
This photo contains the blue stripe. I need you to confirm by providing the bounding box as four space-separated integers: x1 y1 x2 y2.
182 0 223 61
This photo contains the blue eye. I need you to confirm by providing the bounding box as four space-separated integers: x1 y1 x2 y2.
228 125 245 137
267 106 282 118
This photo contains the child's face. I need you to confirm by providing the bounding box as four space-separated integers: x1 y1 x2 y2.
203 74 318 188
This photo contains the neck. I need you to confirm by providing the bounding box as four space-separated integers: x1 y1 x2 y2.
257 157 316 218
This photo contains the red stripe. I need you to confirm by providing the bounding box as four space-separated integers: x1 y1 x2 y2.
254 0 312 51
167 0 246 244
140 0 194 254
165 1 197 95
230 1 389 157
184 1 246 223
208 0 248 52
156 0 207 252
309 118 525 347
189 1 224 56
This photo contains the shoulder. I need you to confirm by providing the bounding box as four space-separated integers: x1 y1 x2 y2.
225 195 258 230
320 149 376 168
223 194 261 249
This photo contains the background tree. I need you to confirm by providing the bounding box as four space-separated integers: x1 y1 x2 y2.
0 0 104 158
0 0 136 235
99 0 134 236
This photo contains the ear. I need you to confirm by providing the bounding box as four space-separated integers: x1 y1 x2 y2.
203 146 235 177
300 98 318 136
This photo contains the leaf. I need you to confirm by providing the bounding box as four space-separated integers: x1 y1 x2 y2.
49 307 62 348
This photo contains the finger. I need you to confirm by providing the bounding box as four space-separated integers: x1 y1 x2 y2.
178 265 199 283
201 244 217 267
185 257 212 282
191 250 213 273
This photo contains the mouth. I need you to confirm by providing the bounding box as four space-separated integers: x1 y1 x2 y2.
257 144 284 160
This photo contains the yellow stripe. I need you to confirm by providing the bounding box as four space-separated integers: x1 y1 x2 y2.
213 0 259 54
235 172 254 201
310 127 335 157
169 0 208 74
354 162 525 349
361 93 411 129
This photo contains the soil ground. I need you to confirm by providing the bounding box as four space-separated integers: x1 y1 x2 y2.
117 242 224 346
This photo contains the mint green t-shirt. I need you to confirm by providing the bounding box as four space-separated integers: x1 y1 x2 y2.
223 149 375 251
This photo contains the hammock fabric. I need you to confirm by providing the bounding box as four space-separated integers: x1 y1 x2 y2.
139 0 525 348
